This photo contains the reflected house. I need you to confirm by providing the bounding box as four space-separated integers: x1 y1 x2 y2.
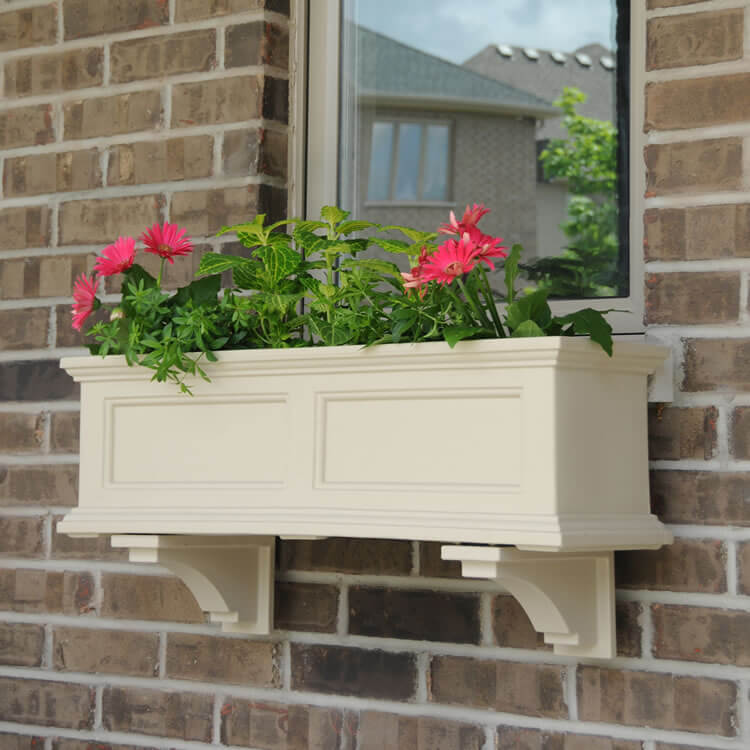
345 27 557 257
463 42 617 258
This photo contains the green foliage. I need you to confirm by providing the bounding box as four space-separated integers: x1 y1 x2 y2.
526 87 621 298
83 207 614 393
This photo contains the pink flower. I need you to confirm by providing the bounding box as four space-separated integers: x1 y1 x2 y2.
71 274 99 331
438 203 491 235
94 236 136 277
140 222 193 264
420 233 479 285
473 234 508 270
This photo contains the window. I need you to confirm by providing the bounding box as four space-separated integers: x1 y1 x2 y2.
302 0 644 333
367 121 451 203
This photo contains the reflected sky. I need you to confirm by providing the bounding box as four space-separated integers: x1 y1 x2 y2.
347 0 615 64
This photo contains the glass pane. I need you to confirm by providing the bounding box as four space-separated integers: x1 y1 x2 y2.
339 0 626 298
394 123 422 201
422 125 450 201
367 122 395 201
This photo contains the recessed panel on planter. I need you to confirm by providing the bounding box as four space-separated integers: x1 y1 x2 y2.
106 395 288 486
315 389 521 490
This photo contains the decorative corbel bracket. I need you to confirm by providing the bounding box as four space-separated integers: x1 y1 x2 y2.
442 545 615 658
111 535 276 634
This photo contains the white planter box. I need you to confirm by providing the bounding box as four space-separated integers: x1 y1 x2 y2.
59 337 672 657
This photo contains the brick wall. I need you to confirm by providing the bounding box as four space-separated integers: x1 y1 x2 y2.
0 0 749 749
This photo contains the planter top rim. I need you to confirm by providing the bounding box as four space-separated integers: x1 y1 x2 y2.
61 337 668 380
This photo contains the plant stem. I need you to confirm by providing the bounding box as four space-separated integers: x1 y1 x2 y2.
156 258 166 289
445 283 475 326
456 276 492 331
478 265 506 337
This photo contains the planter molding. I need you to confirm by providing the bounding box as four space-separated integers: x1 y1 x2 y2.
59 338 672 658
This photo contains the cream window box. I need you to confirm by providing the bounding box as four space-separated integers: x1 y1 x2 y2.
58 337 672 658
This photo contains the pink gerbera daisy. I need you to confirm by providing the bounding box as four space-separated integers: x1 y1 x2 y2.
93 236 136 277
140 222 193 264
420 233 479 285
473 234 508 270
71 273 99 331
438 203 491 235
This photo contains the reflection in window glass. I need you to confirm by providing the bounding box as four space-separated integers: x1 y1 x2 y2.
422 125 450 201
339 0 627 298
394 123 422 201
367 122 394 201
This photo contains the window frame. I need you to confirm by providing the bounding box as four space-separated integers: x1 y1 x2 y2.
295 0 646 334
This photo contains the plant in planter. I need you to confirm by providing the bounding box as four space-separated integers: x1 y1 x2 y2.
72 204 614 392
60 203 671 658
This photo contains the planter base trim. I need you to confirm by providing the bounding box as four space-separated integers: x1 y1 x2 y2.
110 535 275 634
442 545 615 658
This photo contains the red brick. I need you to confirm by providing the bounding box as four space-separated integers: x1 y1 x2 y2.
0 622 44 666
0 361 79 401
0 6 58 52
291 643 416 700
53 742 150 750
492 594 549 651
652 604 750 666
63 90 162 140
101 572 204 623
0 569 94 615
107 136 213 186
0 516 44 558
616 539 726 593
418 541 462 578
0 105 55 149
0 734 45 750
644 204 750 261
648 0 708 6
221 699 350 749
54 626 159 676
50 412 79 453
170 185 266 237
616 602 643 659
0 206 51 251
648 406 717 460
171 75 261 127
175 0 286 22
683 338 750 392
59 194 163 245
111 29 216 83
280 537 412 575
645 139 742 196
578 666 737 735
52 518 126 560
56 303 110 347
0 413 45 453
651 470 750 526
0 465 79 507
226 21 289 69
223 127 287 178
497 727 641 750
647 75 750 131
647 10 743 71
63 0 169 40
0 309 49 351
645 272 740 325
0 254 96 300
0 677 94 729
166 633 278 686
102 686 212 742
358 712 484 750
349 586 479 644
738 542 750 595
4 150 102 199
5 47 103 98
275 581 338 633
430 656 567 718
731 407 750 459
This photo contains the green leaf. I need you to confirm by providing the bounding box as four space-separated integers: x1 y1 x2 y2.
511 320 546 338
197 253 245 276
375 238 411 255
255 244 301 284
340 258 402 278
172 275 221 307
553 308 614 356
505 288 550 331
336 220 379 235
121 264 157 293
217 214 266 238
504 244 523 304
443 325 485 348
320 206 349 226
308 316 354 346
381 225 438 244
232 263 258 289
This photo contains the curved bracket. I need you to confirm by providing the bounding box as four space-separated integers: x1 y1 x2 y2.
111 535 275 634
442 546 615 658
